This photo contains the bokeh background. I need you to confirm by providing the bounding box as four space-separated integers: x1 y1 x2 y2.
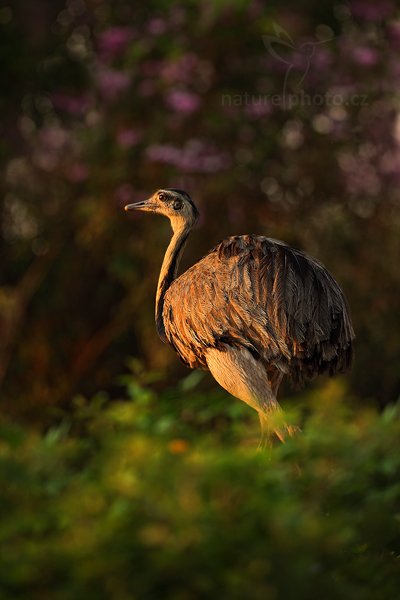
1 0 400 420
1 1 400 598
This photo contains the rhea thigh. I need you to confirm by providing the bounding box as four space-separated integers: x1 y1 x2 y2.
205 345 281 413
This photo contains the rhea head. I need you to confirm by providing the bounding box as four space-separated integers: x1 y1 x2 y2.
125 188 199 232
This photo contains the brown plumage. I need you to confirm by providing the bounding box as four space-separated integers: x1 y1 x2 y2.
125 189 355 444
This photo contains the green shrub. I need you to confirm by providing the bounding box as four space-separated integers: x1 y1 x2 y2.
0 378 399 599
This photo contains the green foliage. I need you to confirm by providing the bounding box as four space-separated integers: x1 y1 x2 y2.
1 0 400 414
1 377 399 599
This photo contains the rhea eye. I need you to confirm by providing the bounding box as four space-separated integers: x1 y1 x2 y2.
158 192 166 201
173 199 183 210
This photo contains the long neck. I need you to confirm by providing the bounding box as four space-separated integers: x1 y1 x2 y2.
155 223 191 342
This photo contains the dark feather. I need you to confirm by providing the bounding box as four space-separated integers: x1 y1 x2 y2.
163 234 355 386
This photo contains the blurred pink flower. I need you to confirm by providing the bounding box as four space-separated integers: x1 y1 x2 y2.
350 0 394 20
351 46 379 67
52 92 90 116
147 18 167 35
165 89 201 114
39 126 70 150
338 152 381 195
95 67 131 101
161 54 200 84
146 140 230 173
244 101 272 119
34 126 78 173
97 27 133 60
387 22 400 50
312 46 333 70
146 144 180 164
116 129 142 148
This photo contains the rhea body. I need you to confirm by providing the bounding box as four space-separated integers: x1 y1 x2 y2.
125 189 354 443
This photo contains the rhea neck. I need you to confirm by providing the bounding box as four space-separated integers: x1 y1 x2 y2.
155 217 193 342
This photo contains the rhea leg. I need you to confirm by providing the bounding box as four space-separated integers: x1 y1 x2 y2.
205 345 291 445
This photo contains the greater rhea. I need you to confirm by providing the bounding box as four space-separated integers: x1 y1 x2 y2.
125 189 354 444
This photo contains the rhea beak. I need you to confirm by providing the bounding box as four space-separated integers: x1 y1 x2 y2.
124 198 155 212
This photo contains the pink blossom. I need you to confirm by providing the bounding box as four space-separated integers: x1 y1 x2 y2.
95 67 131 101
39 126 70 151
146 144 181 164
244 101 272 119
34 126 74 172
146 141 230 173
312 46 333 70
161 54 200 84
116 129 142 148
351 46 379 67
147 18 167 35
165 89 201 114
52 92 89 116
97 27 133 60
338 153 381 195
379 150 400 174
350 0 394 21
387 22 400 50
